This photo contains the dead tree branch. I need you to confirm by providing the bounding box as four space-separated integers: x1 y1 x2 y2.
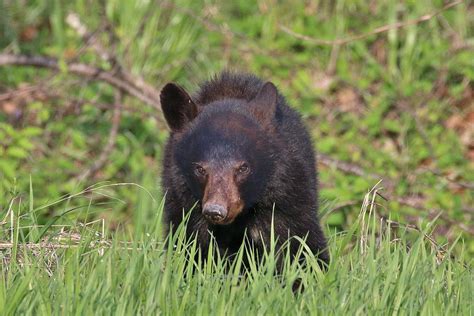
318 153 394 188
0 53 161 110
66 12 160 102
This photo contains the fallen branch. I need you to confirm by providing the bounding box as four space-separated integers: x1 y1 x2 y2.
318 153 395 188
0 242 82 250
0 53 161 110
0 241 164 251
280 0 463 46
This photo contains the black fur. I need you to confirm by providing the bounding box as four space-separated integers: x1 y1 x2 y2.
160 72 329 265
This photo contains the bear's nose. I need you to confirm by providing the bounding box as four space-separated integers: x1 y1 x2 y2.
202 204 227 223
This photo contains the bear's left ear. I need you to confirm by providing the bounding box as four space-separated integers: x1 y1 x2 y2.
248 82 278 126
160 83 198 132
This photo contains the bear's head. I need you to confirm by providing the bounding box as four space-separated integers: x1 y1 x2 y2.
160 82 278 225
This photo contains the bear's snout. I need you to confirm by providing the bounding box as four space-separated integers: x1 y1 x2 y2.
202 203 228 224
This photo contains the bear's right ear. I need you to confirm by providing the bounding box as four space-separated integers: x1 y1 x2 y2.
248 82 278 126
160 83 198 131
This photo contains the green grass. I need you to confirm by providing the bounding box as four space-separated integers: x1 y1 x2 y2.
0 184 471 315
0 1 473 313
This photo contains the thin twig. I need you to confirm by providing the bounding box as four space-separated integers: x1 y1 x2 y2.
379 216 452 263
318 153 393 187
280 1 463 46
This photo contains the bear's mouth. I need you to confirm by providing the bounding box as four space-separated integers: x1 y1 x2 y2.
207 216 235 225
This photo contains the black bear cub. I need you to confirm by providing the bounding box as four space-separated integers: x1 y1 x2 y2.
160 72 329 265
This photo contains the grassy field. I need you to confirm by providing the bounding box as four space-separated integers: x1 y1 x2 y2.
0 185 472 315
0 0 473 314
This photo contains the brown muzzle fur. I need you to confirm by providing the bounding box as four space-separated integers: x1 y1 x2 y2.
202 170 244 225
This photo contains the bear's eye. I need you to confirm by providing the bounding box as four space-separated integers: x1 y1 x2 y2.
194 165 207 177
236 163 250 175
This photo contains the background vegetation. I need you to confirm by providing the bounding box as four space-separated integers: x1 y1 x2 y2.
0 0 472 313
